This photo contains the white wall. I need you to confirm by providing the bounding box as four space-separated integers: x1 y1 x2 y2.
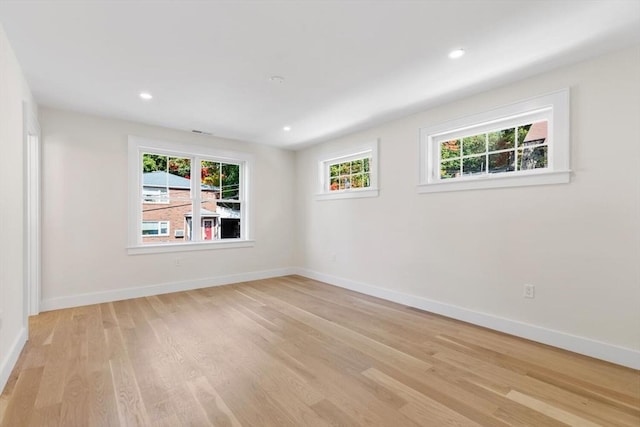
0 25 36 392
295 46 640 367
40 108 296 308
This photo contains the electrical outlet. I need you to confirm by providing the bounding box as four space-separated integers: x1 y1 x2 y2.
174 258 182 267
524 284 535 299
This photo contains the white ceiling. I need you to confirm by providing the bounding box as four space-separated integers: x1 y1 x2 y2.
1 1 639 149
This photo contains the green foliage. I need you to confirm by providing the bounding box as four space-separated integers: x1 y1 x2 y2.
441 140 460 160
462 135 485 156
142 154 167 172
440 123 549 178
488 129 515 151
463 156 484 174
142 154 191 178
441 159 460 179
489 152 515 173
168 157 191 178
328 157 371 191
200 160 240 200
222 163 240 199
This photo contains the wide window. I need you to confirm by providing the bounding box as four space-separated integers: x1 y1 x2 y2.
419 89 570 193
316 140 379 200
128 136 252 254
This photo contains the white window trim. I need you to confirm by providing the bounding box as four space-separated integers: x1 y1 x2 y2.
418 89 571 193
128 136 254 254
316 139 379 201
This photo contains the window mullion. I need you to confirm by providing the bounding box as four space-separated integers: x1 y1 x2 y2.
459 138 464 176
485 133 489 174
515 125 520 171
192 156 202 242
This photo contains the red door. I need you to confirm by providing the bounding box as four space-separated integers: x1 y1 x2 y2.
203 219 213 240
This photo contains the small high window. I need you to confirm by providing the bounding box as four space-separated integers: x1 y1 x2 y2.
316 140 379 200
419 89 570 193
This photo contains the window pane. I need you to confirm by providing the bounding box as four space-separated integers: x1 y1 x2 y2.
162 156 192 201
330 177 340 191
142 153 168 173
351 174 363 188
363 173 370 188
221 163 240 200
518 146 548 170
363 158 370 172
441 139 460 160
488 151 515 173
519 121 548 147
488 128 515 151
330 164 339 177
462 134 485 156
218 202 241 239
463 156 485 175
201 161 221 200
339 162 350 175
340 176 351 189
440 159 460 179
142 154 170 201
351 159 363 173
168 156 191 178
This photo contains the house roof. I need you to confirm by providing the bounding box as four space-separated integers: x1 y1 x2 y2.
524 121 548 143
143 171 216 190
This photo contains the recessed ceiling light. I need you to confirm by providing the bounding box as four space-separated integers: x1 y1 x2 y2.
139 92 153 100
448 49 465 59
269 76 285 84
283 126 291 132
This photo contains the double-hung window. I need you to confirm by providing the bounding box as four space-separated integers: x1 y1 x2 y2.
419 89 570 193
128 136 252 254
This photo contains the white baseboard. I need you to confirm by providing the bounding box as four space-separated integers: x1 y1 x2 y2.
36 266 640 370
40 267 296 312
294 268 640 370
0 326 27 394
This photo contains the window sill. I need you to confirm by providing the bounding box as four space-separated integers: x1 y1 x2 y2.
127 239 255 255
315 188 379 201
417 170 571 194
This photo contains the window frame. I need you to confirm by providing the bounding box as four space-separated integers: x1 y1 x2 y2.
142 186 169 204
128 136 254 254
316 139 379 201
418 89 570 193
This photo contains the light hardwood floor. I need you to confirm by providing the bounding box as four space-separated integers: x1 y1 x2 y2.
1 276 638 426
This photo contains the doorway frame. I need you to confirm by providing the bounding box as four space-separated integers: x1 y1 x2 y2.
24 102 41 316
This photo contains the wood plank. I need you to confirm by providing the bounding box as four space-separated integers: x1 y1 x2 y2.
1 276 637 426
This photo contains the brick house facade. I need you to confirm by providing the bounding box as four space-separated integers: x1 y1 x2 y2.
141 171 218 243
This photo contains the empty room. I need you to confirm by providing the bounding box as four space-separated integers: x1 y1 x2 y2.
1 1 639 426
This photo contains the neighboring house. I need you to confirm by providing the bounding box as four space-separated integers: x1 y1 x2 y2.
142 171 228 243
